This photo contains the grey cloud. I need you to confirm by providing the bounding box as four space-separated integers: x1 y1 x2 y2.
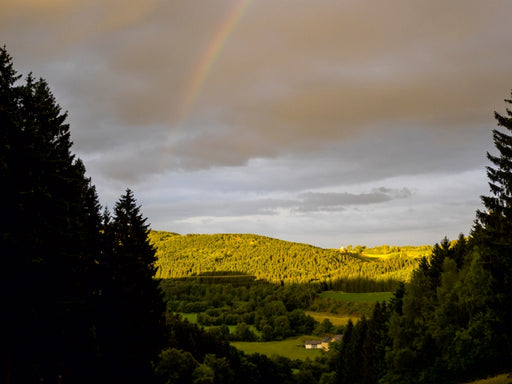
296 188 413 213
165 122 489 195
0 0 507 248
169 126 278 169
3 0 511 180
146 198 295 221
134 165 486 247
144 187 413 221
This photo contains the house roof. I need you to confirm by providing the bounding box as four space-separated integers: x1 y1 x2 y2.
306 334 344 346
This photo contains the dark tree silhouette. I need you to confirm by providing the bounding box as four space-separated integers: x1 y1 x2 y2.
473 91 512 370
0 46 103 383
98 189 166 383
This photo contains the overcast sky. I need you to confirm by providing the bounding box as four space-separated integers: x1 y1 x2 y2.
3 0 512 248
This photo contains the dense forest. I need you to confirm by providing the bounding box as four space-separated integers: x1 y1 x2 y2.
2 45 512 383
150 231 428 291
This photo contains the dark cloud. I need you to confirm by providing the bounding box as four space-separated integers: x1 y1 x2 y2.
3 0 510 176
1 0 508 246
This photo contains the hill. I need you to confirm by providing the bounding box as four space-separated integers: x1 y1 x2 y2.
150 231 430 288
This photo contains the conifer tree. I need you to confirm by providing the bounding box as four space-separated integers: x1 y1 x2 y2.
99 189 165 383
473 91 512 370
336 320 354 384
362 302 390 383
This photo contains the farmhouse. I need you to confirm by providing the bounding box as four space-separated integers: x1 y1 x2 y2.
305 340 323 349
305 335 343 351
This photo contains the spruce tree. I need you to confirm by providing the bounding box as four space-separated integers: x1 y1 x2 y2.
99 189 165 383
336 320 354 384
473 91 512 371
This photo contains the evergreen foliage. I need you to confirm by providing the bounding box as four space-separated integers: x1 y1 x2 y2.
472 92 512 369
150 231 426 290
1 46 167 384
0 46 103 383
96 189 166 383
333 92 512 383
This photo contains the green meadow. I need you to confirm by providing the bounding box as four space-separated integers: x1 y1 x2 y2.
305 311 356 326
232 336 323 361
180 313 199 323
182 312 330 360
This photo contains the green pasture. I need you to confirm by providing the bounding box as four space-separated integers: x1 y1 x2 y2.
181 313 198 323
320 291 393 303
361 252 424 259
306 311 356 326
361 246 430 259
232 335 323 360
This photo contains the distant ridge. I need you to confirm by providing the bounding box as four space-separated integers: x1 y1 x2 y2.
150 231 430 287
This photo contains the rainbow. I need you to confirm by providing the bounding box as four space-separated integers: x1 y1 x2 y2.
175 0 252 125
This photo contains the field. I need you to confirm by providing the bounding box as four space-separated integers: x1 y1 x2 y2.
181 313 199 323
361 246 431 260
232 335 323 360
182 312 331 360
319 291 393 303
305 311 356 326
177 291 393 360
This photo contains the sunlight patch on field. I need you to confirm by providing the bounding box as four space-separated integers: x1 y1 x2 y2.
305 311 356 326
232 335 323 360
180 313 198 323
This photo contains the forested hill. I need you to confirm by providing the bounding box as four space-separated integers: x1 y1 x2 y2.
150 231 430 288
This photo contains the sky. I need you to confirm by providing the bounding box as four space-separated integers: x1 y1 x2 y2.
2 0 512 248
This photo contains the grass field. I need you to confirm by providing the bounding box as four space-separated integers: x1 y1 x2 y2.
181 313 198 323
361 247 430 259
319 291 393 303
306 311 356 326
232 335 323 360
181 312 329 360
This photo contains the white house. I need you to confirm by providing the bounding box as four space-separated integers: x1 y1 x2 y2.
304 340 323 349
305 335 343 351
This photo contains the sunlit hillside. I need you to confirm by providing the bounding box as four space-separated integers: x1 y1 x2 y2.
150 231 430 289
